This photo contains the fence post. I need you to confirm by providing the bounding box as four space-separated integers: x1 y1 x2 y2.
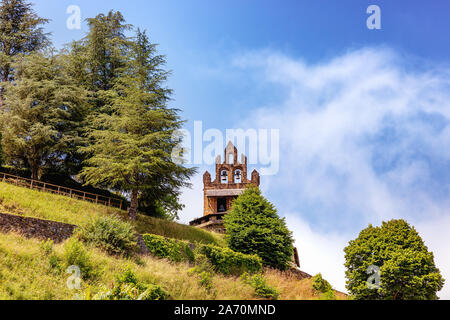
120 201 123 210
95 195 98 204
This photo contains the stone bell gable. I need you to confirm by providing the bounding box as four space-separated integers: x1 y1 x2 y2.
190 141 260 232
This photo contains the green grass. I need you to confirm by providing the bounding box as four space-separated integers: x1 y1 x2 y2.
0 181 224 246
0 232 342 300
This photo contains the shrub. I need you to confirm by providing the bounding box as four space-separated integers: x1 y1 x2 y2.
90 283 167 300
312 273 335 300
312 273 332 293
142 234 195 263
188 252 215 292
89 266 167 300
241 272 279 300
224 187 295 270
77 215 138 256
199 244 262 275
63 238 96 280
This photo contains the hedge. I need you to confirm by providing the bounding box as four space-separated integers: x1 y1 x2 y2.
142 234 262 275
142 234 195 263
198 244 262 275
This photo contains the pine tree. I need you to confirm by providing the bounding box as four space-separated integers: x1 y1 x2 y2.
79 74 194 219
0 0 49 107
0 52 88 180
224 187 295 270
64 10 131 112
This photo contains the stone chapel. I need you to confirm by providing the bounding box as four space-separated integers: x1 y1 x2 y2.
189 141 260 233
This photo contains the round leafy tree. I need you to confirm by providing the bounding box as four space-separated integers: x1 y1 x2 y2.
344 219 444 300
224 187 294 270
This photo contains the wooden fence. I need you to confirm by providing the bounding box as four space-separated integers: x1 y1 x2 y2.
0 172 123 209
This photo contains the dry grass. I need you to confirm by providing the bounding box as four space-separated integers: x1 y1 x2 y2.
264 269 347 300
0 232 345 300
0 232 252 300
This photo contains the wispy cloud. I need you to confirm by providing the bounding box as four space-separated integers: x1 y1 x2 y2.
181 47 450 298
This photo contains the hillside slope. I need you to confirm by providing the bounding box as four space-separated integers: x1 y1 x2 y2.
0 182 346 300
0 232 346 300
0 181 224 246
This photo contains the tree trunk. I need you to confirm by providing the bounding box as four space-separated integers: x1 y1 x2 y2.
31 165 39 181
128 189 139 220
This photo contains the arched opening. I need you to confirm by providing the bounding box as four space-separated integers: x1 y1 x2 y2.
234 169 242 183
220 170 228 184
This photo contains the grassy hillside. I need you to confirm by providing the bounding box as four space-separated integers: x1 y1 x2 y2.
0 182 346 300
0 232 346 300
0 181 224 246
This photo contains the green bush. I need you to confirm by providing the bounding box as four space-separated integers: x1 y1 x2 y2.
188 252 215 292
312 273 333 293
224 187 295 270
77 215 138 256
63 238 96 280
90 283 167 300
241 272 279 300
142 234 195 263
88 266 167 300
312 273 335 300
199 244 262 275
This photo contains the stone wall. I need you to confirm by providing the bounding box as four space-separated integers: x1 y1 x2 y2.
0 212 76 243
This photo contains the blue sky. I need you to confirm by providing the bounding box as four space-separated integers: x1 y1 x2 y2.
33 1 450 297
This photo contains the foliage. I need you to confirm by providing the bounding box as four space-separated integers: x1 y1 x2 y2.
142 234 195 263
89 266 167 300
63 237 96 280
76 215 138 256
89 283 166 300
224 186 294 270
344 219 445 300
0 52 88 179
0 232 343 300
0 0 49 103
241 272 280 300
188 251 216 293
198 244 262 276
311 273 335 300
0 181 224 246
74 14 195 220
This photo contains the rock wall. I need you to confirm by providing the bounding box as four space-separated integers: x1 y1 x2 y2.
0 212 76 243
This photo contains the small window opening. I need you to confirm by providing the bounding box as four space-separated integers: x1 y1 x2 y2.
217 198 227 213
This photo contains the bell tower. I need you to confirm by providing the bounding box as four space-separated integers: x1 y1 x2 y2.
190 141 260 232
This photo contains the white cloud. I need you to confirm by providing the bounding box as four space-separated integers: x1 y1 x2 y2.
180 47 450 299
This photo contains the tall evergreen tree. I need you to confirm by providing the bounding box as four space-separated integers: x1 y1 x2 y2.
0 0 49 107
79 74 194 219
224 187 295 270
79 27 195 220
64 10 130 112
0 52 88 179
